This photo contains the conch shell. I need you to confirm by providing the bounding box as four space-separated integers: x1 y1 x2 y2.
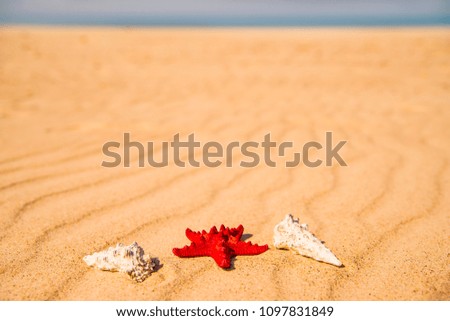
83 242 159 282
274 214 343 267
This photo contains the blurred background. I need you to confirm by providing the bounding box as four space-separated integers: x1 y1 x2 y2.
1 0 449 26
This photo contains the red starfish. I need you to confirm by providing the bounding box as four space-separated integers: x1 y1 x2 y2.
172 224 268 268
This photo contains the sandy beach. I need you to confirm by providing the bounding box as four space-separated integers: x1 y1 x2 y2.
0 27 449 300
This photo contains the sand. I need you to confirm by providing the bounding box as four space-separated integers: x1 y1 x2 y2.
0 27 449 300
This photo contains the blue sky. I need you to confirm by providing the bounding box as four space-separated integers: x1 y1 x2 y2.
1 0 449 26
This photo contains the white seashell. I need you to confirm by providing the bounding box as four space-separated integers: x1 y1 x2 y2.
83 242 159 282
274 214 343 267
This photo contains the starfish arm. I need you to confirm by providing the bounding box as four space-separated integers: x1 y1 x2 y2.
172 242 209 257
210 244 233 268
231 241 269 255
185 228 204 243
236 224 244 240
230 224 244 241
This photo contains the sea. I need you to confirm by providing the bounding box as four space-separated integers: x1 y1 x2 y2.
0 14 449 27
